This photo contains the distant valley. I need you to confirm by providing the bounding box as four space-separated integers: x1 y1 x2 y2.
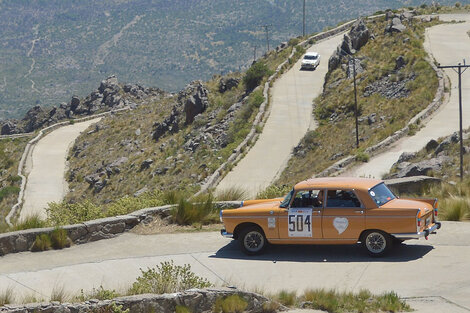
0 0 468 119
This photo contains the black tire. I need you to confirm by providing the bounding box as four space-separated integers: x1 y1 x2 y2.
239 226 267 255
362 230 392 257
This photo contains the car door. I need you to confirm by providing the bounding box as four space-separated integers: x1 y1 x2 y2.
278 189 323 240
322 189 365 240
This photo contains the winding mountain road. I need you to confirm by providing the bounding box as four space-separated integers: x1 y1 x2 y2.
3 14 470 313
20 118 101 220
343 14 470 178
216 34 344 197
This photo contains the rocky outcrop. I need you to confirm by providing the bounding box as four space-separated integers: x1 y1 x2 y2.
363 72 415 99
0 75 165 135
328 19 370 72
219 77 240 93
152 106 180 141
0 288 271 313
181 81 209 124
388 133 461 179
385 17 407 33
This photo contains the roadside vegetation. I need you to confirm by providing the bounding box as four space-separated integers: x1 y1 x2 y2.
0 260 411 313
0 137 28 232
275 13 441 187
386 128 470 221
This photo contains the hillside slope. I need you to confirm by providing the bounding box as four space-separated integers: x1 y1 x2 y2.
0 0 467 119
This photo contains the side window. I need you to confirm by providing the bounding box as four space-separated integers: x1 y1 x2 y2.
291 190 323 208
326 190 361 208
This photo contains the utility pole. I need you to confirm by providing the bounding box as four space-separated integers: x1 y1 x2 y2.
303 0 306 37
438 60 470 181
253 44 258 63
261 24 272 53
352 57 359 148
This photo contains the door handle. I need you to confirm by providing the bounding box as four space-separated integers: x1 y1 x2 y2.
313 210 321 214
354 210 364 214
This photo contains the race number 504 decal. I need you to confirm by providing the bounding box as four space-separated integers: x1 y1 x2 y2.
288 208 312 237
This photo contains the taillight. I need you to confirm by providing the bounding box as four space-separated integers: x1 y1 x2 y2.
434 208 438 217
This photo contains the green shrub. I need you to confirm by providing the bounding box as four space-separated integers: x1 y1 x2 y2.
12 214 46 231
50 227 71 249
440 196 470 221
46 200 103 225
175 305 191 313
276 290 296 306
213 295 248 313
288 38 300 46
171 194 218 225
31 234 52 252
243 62 272 91
0 185 20 202
50 285 68 303
256 185 291 199
128 261 212 295
216 187 248 201
355 150 370 163
301 288 411 313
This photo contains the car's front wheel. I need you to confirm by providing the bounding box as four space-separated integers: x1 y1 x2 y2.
362 230 392 257
239 226 267 255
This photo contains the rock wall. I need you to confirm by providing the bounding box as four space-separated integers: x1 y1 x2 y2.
0 288 271 313
0 202 241 256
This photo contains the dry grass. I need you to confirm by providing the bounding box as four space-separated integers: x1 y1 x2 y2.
0 286 14 306
131 216 221 235
0 137 29 229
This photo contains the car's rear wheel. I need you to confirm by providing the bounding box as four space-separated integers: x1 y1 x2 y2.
362 230 392 257
239 226 267 255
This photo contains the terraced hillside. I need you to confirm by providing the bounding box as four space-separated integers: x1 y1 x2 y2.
273 13 441 190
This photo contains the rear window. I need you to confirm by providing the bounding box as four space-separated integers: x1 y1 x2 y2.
369 183 396 206
304 55 318 60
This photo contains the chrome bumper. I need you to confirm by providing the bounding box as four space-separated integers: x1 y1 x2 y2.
392 222 441 239
221 229 233 238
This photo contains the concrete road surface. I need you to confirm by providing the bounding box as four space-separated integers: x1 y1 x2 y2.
344 14 470 178
216 34 344 198
0 221 469 312
20 118 101 220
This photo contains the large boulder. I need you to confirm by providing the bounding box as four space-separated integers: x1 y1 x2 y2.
385 17 406 33
219 77 240 93
328 19 369 72
1 120 20 135
181 81 209 124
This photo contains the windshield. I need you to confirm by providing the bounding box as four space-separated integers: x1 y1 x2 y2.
369 183 396 206
280 189 294 208
304 55 317 60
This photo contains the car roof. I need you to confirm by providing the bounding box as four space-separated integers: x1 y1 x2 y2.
294 177 382 191
304 51 319 57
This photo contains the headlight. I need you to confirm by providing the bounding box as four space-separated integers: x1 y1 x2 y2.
219 210 224 222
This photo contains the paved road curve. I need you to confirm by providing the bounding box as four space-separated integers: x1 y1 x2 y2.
0 222 469 312
343 14 470 178
216 34 344 198
20 118 101 220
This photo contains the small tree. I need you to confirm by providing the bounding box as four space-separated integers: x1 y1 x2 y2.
243 62 272 91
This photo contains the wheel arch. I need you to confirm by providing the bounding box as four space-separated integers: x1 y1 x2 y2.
359 229 390 242
233 222 265 240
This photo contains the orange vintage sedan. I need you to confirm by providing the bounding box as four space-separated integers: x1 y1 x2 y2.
220 177 441 256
